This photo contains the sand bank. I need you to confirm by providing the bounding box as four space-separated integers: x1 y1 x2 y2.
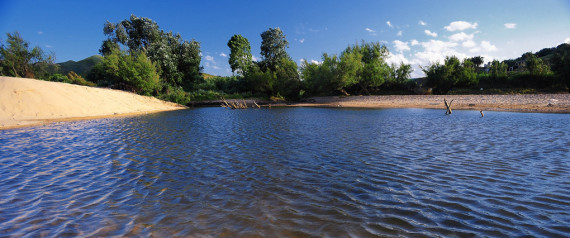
293 94 570 113
0 76 186 130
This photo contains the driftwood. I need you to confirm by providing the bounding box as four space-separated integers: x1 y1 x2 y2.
221 98 248 109
444 98 454 115
480 110 484 117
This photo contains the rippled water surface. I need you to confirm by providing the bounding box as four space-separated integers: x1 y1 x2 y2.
1 108 569 237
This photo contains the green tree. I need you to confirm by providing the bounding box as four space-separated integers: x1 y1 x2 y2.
301 54 339 95
243 63 273 95
260 27 289 71
385 63 413 90
359 42 390 94
337 45 362 94
227 34 253 76
423 56 476 94
95 49 161 95
101 15 202 89
551 43 570 91
273 57 301 100
0 31 56 78
466 56 484 69
524 52 551 75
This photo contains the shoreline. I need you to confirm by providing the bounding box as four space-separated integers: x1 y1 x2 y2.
0 76 186 130
194 94 570 114
286 94 570 113
2 76 568 130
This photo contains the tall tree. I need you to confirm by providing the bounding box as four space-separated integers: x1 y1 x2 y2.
260 27 289 71
467 56 484 69
423 56 477 94
227 34 253 76
0 32 55 78
524 52 550 75
551 43 570 92
101 15 202 89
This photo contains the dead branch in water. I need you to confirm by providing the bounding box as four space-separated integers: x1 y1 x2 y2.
444 98 455 115
221 97 249 109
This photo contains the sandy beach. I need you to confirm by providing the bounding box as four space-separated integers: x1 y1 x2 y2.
0 76 186 130
294 94 570 113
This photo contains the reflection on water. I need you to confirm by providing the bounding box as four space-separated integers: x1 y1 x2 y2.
1 108 569 237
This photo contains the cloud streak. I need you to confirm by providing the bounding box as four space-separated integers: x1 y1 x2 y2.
504 23 516 29
444 21 478 31
424 30 438 37
386 21 393 28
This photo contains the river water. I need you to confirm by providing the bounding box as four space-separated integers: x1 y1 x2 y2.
1 108 569 237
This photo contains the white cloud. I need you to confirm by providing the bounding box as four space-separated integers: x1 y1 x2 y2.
386 21 393 28
365 28 375 33
424 30 438 37
252 55 260 62
37 31 43 35
387 52 410 65
393 40 410 52
299 38 305 43
205 55 215 62
212 65 221 70
311 59 321 64
480 41 497 52
565 38 570 44
504 23 517 29
414 40 462 65
45 45 53 48
449 32 474 42
444 21 478 31
419 20 427 26
219 52 227 57
462 40 477 48
411 39 419 46
468 41 498 53
397 30 403 36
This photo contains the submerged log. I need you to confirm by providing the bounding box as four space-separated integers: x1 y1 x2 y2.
221 98 250 109
444 98 455 115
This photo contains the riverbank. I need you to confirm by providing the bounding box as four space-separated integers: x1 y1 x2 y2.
290 94 570 113
0 76 186 130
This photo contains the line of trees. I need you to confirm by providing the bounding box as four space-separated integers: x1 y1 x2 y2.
423 44 570 94
222 31 414 100
2 14 569 105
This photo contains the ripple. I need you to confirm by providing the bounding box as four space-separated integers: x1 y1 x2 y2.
0 108 569 237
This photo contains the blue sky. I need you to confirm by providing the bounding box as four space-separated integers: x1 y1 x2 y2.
1 0 569 78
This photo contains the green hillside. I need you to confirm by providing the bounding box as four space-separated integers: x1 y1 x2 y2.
57 55 103 77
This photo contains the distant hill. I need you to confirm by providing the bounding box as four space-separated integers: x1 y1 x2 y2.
57 55 103 77
202 73 216 79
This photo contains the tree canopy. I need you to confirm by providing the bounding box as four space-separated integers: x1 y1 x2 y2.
0 32 55 79
227 34 253 76
260 28 289 71
101 14 202 89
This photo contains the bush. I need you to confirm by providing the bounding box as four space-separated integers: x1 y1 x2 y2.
158 86 192 105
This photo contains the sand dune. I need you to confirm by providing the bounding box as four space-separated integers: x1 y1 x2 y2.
0 76 186 129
